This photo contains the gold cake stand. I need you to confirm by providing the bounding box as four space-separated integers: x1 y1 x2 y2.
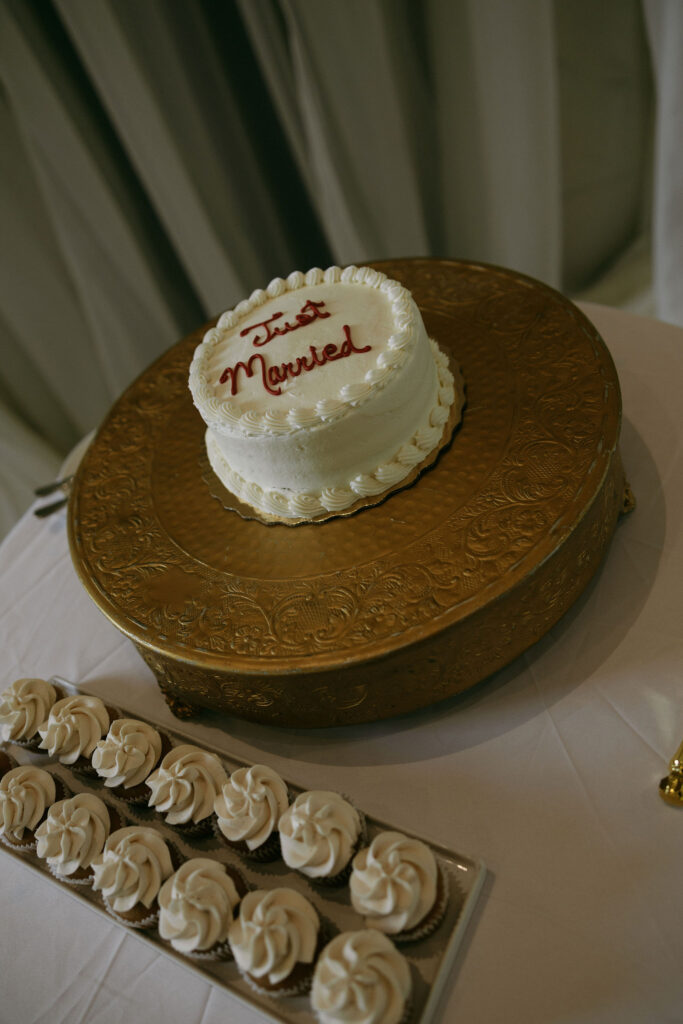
68 259 631 728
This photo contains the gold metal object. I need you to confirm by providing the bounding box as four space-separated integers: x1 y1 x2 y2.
659 740 683 805
68 259 629 728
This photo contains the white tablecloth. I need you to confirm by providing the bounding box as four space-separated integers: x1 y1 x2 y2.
1 303 681 1024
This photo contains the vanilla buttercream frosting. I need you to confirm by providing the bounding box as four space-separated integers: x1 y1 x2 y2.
92 718 162 789
38 694 110 764
214 764 288 850
0 678 57 743
190 265 463 519
229 887 319 985
0 765 55 843
279 790 361 879
311 930 412 1024
158 858 241 954
146 744 227 825
91 826 173 912
35 793 110 876
350 831 438 935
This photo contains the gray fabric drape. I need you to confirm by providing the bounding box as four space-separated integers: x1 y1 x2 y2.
0 0 668 538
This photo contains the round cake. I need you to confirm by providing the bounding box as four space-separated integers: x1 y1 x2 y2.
189 265 463 520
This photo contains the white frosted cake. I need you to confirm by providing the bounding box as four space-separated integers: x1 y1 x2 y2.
189 265 464 520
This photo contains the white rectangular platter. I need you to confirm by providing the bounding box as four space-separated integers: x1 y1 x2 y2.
0 678 486 1024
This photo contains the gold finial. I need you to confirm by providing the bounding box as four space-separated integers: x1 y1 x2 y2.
659 740 683 805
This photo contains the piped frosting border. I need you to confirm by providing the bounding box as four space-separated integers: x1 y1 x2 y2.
189 265 422 437
204 340 462 519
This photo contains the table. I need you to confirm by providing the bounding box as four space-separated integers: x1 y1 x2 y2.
1 303 681 1024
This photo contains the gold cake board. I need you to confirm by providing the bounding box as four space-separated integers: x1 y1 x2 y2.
68 259 629 728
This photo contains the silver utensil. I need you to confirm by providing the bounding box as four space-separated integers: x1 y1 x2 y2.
33 496 69 518
33 474 73 498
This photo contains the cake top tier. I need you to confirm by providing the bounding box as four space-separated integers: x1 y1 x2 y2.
189 266 425 437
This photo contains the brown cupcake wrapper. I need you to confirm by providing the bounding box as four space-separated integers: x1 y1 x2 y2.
0 750 18 776
179 938 234 963
6 735 47 753
103 897 159 930
241 964 314 1000
0 829 36 852
166 814 214 839
48 862 93 887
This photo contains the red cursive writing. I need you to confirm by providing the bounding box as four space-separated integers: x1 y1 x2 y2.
239 299 330 347
218 324 371 397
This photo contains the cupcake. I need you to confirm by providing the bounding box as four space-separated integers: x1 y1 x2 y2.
35 792 118 885
0 678 61 750
229 887 321 997
279 790 364 885
38 694 114 774
311 930 412 1024
0 764 58 851
214 764 289 861
349 831 448 942
91 825 175 928
146 744 227 835
158 857 246 960
91 718 171 803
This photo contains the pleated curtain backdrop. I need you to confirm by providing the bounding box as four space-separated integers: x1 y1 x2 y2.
0 0 679 539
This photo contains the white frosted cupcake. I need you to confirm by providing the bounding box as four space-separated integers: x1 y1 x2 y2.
214 764 289 861
158 858 246 961
229 887 321 997
146 744 228 835
0 765 59 851
38 694 114 774
91 825 175 928
0 678 62 750
311 930 412 1024
279 790 364 885
92 718 171 803
350 831 448 942
35 792 118 885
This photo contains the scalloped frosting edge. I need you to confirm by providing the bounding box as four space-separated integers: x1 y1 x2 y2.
189 265 419 437
205 340 462 519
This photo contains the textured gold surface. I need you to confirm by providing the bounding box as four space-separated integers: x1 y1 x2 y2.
68 259 626 727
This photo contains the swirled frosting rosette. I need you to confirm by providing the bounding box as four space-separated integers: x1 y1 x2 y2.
0 765 57 850
91 825 174 927
228 887 320 996
0 678 60 747
92 718 167 801
35 792 115 884
38 694 112 770
279 790 364 884
350 831 447 941
158 858 245 960
214 764 289 859
145 744 227 832
311 930 412 1024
